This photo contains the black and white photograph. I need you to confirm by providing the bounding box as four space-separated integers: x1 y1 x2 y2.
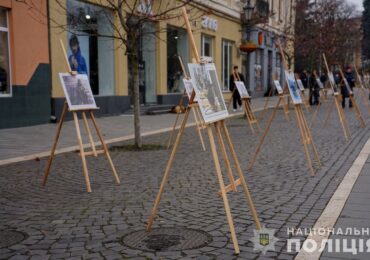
316 78 324 89
182 78 197 101
296 79 305 91
59 73 97 111
188 63 228 123
273 80 283 94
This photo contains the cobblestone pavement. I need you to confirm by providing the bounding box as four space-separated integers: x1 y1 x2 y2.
0 95 370 260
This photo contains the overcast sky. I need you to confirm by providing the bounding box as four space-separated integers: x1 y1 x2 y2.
349 0 364 11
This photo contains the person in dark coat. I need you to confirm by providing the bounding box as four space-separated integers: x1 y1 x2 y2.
342 67 355 108
229 65 246 111
308 71 320 105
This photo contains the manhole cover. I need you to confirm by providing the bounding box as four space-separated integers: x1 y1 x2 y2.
122 228 213 251
0 230 27 248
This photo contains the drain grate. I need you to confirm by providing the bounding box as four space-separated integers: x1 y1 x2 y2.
122 228 213 252
0 230 27 248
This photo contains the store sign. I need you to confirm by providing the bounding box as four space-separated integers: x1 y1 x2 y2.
137 0 153 15
201 16 218 31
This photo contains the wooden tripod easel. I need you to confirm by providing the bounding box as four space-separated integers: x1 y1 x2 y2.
43 40 120 193
354 65 370 116
232 72 261 133
246 42 321 176
166 56 206 151
260 79 290 121
321 54 351 141
338 68 366 128
146 7 261 255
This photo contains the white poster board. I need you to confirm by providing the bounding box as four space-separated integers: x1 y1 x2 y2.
296 79 305 91
273 80 283 94
182 78 197 101
316 78 324 89
59 73 97 111
285 71 303 105
188 63 229 123
235 81 250 98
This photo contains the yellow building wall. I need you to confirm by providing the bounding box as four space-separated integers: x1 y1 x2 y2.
49 0 242 99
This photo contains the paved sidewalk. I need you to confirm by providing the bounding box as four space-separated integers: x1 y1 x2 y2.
0 96 277 165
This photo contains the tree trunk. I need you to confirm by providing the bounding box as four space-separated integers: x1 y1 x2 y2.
131 52 142 149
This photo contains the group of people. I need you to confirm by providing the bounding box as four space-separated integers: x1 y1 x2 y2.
229 65 360 111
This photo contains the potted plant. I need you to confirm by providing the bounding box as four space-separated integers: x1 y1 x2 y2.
239 40 258 53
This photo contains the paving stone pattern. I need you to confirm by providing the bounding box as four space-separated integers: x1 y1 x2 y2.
1 97 370 260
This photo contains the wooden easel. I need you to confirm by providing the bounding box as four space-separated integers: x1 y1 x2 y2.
245 42 321 176
295 74 311 111
146 7 261 255
233 72 261 133
42 40 120 193
338 67 366 128
354 65 370 116
260 79 290 121
320 54 351 141
166 56 206 151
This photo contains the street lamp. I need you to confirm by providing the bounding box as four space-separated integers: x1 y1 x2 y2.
243 0 254 23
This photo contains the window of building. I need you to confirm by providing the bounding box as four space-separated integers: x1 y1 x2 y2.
221 39 233 92
0 8 11 96
276 53 282 82
167 26 188 94
201 34 213 58
255 49 263 92
67 0 115 96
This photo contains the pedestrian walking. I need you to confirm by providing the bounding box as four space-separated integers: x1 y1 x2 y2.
342 66 355 108
229 66 247 112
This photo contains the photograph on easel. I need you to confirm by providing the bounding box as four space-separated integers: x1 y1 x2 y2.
182 78 197 101
316 78 324 89
285 71 303 104
296 79 305 91
273 80 283 94
59 73 97 110
188 63 228 123
235 81 250 98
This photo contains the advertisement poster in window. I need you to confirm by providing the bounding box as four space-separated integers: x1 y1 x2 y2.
188 63 228 123
59 73 97 111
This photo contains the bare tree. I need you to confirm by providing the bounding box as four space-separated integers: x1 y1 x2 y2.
295 0 360 72
19 0 206 149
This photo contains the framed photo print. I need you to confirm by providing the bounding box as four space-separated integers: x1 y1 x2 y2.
296 79 305 91
188 63 229 123
182 78 197 101
316 78 324 89
273 80 283 94
285 71 303 105
59 73 97 111
234 81 250 98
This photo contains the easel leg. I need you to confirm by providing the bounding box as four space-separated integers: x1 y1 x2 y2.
350 96 365 128
215 122 237 192
294 106 315 176
147 107 192 231
221 121 262 230
298 106 321 168
323 98 335 127
334 96 350 141
42 102 68 186
248 97 281 170
192 106 206 151
243 100 255 134
281 96 290 121
208 124 240 254
259 87 273 120
309 101 321 128
82 112 97 156
73 112 92 192
166 112 181 149
89 112 120 184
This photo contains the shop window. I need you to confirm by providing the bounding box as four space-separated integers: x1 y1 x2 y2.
0 8 11 96
67 0 115 96
221 40 233 92
167 26 188 94
201 34 213 58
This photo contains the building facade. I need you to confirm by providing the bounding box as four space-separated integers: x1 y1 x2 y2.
0 0 295 128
